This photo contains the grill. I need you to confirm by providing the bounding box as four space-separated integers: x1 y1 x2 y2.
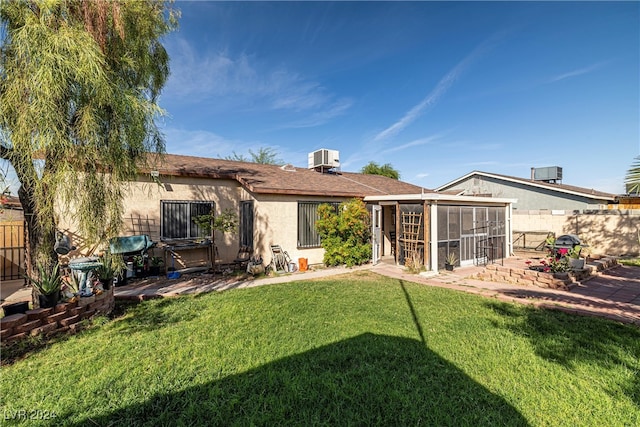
553 234 582 250
546 234 585 258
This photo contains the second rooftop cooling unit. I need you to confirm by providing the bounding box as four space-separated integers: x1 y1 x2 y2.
534 166 562 183
308 149 340 171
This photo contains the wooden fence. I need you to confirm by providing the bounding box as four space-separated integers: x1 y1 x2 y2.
1 220 25 281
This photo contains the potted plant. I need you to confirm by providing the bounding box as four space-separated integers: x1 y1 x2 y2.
27 262 62 308
95 250 124 290
132 254 147 278
2 301 29 316
444 252 458 271
149 256 164 276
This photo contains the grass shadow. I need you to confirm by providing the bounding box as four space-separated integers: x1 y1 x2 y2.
67 333 528 426
486 301 640 406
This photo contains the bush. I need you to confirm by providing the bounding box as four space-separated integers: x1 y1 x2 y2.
316 199 372 267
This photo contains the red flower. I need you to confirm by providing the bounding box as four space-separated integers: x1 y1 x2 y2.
540 260 547 265
558 248 568 255
525 260 532 265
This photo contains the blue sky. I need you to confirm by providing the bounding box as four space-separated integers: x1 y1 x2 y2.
1 1 638 196
158 1 639 194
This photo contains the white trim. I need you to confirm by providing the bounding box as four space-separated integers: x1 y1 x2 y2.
364 193 516 205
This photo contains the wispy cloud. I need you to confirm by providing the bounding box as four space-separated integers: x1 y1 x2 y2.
415 172 430 179
373 34 503 142
273 98 353 129
381 134 443 155
163 37 351 125
548 61 608 83
162 127 250 158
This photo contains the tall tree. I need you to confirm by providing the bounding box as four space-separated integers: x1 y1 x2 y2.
625 156 640 195
360 161 400 180
225 147 283 165
0 1 177 272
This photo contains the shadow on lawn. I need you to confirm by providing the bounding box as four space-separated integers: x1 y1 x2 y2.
486 301 640 406
68 333 528 426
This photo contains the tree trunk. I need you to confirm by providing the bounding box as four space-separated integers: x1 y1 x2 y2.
18 182 58 284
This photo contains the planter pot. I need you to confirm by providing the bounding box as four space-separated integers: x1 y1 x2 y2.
2 301 29 316
149 266 161 277
445 263 454 271
99 278 113 290
569 258 585 270
38 292 60 309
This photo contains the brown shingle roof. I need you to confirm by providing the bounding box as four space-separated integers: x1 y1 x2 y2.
145 153 428 197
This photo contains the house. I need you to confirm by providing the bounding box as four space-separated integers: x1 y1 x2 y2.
56 152 425 270
56 151 517 273
435 168 616 211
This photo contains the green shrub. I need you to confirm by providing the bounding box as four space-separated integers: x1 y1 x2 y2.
316 199 372 267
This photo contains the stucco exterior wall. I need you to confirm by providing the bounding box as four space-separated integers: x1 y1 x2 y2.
56 175 356 268
512 210 640 256
253 194 352 267
56 175 244 263
443 176 609 211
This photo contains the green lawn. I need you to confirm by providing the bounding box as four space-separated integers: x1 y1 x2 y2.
619 257 640 267
1 271 639 426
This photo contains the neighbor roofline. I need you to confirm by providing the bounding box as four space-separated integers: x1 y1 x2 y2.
435 171 615 201
364 193 517 204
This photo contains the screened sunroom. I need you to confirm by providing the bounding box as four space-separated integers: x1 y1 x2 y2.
364 193 515 273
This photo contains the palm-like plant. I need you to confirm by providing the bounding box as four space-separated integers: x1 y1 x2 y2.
625 156 640 195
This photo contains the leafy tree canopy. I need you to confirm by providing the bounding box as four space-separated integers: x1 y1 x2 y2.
0 0 177 268
360 161 400 180
225 147 283 165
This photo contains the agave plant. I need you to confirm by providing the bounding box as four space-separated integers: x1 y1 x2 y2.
95 249 124 280
27 262 62 296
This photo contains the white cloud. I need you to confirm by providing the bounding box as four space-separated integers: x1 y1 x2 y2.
548 61 608 83
163 127 246 158
163 37 351 124
381 135 442 154
373 39 498 142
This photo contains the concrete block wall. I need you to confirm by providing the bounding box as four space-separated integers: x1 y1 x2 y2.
513 210 640 256
1 288 114 344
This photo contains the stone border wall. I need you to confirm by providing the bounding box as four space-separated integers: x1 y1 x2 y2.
1 287 114 344
475 256 619 291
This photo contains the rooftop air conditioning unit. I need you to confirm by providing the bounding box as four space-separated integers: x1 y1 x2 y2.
533 166 562 182
308 149 340 170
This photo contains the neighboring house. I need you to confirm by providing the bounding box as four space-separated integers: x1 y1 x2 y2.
57 153 517 272
435 170 616 211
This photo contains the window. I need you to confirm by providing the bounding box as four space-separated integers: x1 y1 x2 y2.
298 201 339 248
161 200 214 240
239 201 254 248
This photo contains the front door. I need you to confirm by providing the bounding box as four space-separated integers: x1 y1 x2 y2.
372 205 382 264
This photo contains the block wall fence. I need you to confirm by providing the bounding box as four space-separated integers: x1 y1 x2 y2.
512 210 640 256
